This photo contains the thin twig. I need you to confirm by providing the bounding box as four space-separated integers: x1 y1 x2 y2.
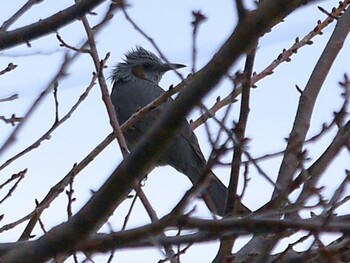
0 52 75 156
226 47 256 215
121 192 138 230
191 10 207 73
0 114 22 126
53 82 59 124
121 6 185 81
216 48 256 261
0 94 18 103
272 2 350 202
0 0 44 31
0 169 27 205
190 0 350 129
235 0 246 20
0 62 17 75
0 68 99 171
66 175 75 219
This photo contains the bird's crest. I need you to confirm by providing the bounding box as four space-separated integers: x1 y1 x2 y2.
110 46 162 83
124 46 162 65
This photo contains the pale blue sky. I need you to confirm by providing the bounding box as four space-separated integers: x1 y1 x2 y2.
0 1 349 262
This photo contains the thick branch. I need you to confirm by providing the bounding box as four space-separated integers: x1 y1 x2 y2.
3 215 350 256
1 1 310 262
236 6 350 263
297 120 350 203
272 3 350 200
0 0 106 50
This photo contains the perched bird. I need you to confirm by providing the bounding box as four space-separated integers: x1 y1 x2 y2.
110 46 249 216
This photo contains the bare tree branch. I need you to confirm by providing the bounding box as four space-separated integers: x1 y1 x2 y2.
0 63 17 75
0 0 45 31
190 1 350 129
273 1 350 203
0 52 77 156
214 45 257 263
235 5 350 262
0 1 310 262
0 0 107 50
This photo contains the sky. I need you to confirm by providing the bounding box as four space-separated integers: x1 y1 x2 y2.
0 0 349 262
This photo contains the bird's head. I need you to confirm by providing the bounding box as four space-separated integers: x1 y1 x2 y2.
111 46 185 84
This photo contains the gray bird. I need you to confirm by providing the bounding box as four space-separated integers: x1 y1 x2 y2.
110 46 248 216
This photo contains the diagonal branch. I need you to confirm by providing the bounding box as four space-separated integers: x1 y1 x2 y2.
272 3 350 201
1 1 311 261
0 0 106 50
0 0 45 31
296 120 350 203
235 5 350 263
0 52 77 157
190 1 350 129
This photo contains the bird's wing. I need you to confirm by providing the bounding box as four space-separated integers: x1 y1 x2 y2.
179 122 208 164
153 87 208 165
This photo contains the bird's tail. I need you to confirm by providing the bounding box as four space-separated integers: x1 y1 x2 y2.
201 171 251 216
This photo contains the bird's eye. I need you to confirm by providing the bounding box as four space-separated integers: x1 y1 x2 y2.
143 63 152 69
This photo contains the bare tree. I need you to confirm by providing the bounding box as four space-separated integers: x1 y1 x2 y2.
0 0 349 262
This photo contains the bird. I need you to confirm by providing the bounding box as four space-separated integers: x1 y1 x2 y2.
110 46 249 216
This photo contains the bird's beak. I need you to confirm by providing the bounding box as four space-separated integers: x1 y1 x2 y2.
164 63 186 71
